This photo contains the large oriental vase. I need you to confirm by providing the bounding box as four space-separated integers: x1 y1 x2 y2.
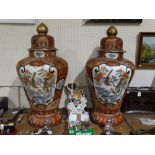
16 23 68 127
86 26 135 125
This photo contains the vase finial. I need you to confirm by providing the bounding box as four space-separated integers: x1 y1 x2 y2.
37 23 48 34
107 25 117 36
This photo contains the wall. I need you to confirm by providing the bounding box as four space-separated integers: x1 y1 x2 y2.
0 19 155 108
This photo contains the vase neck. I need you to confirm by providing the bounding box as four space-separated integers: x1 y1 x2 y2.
29 50 56 58
99 50 124 60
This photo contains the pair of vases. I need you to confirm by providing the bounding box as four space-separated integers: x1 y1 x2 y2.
16 23 135 128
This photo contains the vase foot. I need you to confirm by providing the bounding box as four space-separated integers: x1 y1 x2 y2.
27 110 62 127
91 111 123 125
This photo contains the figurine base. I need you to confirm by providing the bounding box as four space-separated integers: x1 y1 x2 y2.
101 130 121 135
27 110 62 127
68 128 93 135
91 111 123 125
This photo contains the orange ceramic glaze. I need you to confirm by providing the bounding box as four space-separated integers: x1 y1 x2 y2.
16 23 68 127
86 26 135 125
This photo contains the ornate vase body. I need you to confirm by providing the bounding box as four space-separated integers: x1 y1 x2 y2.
16 23 68 127
86 26 135 125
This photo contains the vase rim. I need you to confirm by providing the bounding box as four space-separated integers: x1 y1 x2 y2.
28 48 57 51
98 49 126 53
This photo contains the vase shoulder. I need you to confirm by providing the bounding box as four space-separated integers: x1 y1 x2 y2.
86 57 106 68
17 56 68 70
86 57 135 70
54 56 68 69
123 58 135 69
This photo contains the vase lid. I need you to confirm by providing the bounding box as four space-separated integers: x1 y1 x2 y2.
100 26 125 53
29 23 57 51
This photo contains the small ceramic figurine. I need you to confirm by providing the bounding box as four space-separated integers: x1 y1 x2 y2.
0 119 16 135
0 109 27 135
32 125 53 135
66 83 91 133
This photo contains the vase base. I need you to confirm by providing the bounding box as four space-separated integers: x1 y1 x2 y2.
27 110 62 127
91 111 123 125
